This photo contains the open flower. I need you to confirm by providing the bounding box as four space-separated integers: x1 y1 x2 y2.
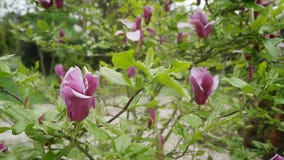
190 10 212 38
143 6 153 25
60 66 99 121
189 67 219 105
115 16 156 42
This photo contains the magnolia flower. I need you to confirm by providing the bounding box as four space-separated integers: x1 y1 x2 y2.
190 10 212 38
148 108 155 128
177 32 190 43
270 154 284 160
257 0 271 7
115 16 156 42
55 0 63 8
127 66 136 78
38 0 53 9
55 64 65 83
60 66 99 121
0 143 7 153
189 67 219 105
143 6 153 25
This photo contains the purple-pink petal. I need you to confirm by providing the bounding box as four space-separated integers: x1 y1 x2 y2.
60 66 99 122
190 10 212 38
143 6 153 25
127 66 136 78
39 0 53 9
55 64 65 77
190 67 218 105
0 143 7 153
83 72 100 96
148 108 155 128
55 0 63 8
270 154 284 160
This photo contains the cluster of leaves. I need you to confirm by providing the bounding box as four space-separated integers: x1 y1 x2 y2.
0 0 284 159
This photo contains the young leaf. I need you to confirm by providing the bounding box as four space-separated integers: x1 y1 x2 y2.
184 114 202 128
114 134 132 154
112 50 134 69
155 72 190 98
88 122 110 141
99 67 128 85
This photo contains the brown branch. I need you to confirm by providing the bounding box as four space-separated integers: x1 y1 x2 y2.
0 87 23 104
106 88 143 123
205 0 213 14
76 143 95 160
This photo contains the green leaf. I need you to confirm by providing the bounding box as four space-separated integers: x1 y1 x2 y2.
88 122 110 141
0 126 10 134
250 15 267 31
12 121 27 135
241 85 255 94
37 20 49 31
99 67 128 85
25 125 53 143
264 39 282 58
145 48 154 68
225 77 248 88
184 114 202 128
134 61 151 77
169 59 191 73
274 97 284 105
155 72 189 98
115 134 132 153
112 50 134 69
257 61 267 76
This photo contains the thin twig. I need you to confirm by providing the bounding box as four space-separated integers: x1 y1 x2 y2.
0 87 23 104
76 143 95 160
107 88 143 123
173 143 191 159
205 0 213 14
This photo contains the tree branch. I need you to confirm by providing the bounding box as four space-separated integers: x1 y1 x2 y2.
0 87 23 104
107 88 143 123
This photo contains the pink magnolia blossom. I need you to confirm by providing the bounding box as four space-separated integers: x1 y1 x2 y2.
257 0 271 7
55 0 63 8
190 10 212 38
127 66 136 78
143 6 153 25
115 16 156 42
60 66 99 121
270 154 284 160
55 64 65 83
58 29 65 43
38 0 53 9
148 108 155 128
189 67 219 105
0 143 7 153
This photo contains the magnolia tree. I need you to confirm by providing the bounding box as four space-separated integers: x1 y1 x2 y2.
0 0 284 159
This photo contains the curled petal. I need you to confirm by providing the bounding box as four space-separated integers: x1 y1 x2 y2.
84 72 100 96
146 27 156 35
55 0 63 8
177 22 194 29
114 30 125 36
66 96 94 121
126 30 141 41
120 19 135 29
